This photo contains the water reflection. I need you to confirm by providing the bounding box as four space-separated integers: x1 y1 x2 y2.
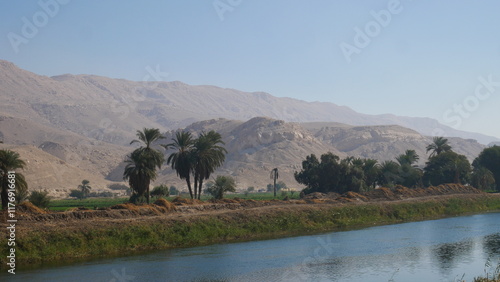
432 240 474 270
483 233 500 257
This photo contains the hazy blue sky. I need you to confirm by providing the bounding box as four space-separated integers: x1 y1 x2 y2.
1 1 500 138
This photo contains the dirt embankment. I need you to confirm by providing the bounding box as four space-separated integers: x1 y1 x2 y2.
2 184 488 223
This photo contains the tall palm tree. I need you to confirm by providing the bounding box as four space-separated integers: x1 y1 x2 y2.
123 149 158 203
78 179 92 198
426 137 452 158
270 168 279 197
396 150 420 166
126 128 165 204
130 128 165 169
164 131 195 199
193 131 227 200
0 150 27 210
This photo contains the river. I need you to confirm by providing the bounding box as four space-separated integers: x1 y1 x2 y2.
4 212 500 281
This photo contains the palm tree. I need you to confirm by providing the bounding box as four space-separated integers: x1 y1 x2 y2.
126 128 165 204
377 160 401 187
193 131 227 200
362 159 379 190
0 150 27 210
396 150 420 166
78 180 92 198
207 175 236 199
426 137 452 158
123 149 159 203
164 131 195 199
130 128 165 170
471 167 495 190
270 168 279 197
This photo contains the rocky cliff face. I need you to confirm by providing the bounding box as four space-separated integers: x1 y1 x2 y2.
1 59 498 146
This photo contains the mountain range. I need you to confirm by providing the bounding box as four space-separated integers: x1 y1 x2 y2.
0 60 493 196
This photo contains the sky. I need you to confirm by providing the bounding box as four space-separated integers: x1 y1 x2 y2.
1 0 500 139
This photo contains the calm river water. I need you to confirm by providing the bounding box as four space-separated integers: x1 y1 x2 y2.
3 212 500 282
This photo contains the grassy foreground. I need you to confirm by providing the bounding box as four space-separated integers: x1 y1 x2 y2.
3 195 500 268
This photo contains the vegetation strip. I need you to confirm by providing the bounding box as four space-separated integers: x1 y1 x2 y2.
2 194 500 268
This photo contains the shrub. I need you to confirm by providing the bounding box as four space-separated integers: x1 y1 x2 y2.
108 183 129 190
151 185 169 198
206 175 236 200
129 193 147 204
169 185 179 196
69 189 85 200
29 190 51 209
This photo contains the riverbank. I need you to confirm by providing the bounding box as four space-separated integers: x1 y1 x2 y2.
2 192 500 268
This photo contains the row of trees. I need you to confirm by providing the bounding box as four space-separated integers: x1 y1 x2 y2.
295 137 500 194
123 128 227 203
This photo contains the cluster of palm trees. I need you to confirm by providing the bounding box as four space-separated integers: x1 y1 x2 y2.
295 136 487 194
123 128 226 203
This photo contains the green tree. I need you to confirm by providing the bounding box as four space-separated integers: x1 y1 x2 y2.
164 131 195 199
294 154 321 193
169 185 179 196
426 137 452 158
377 160 401 187
192 131 227 200
0 150 27 210
125 128 165 204
473 146 500 191
396 150 420 166
470 167 495 191
151 184 170 198
247 186 255 192
361 158 379 190
266 183 273 192
78 179 92 199
423 151 471 186
29 190 51 209
206 175 236 199
124 149 156 203
395 150 422 188
108 183 129 190
69 189 85 200
295 153 367 194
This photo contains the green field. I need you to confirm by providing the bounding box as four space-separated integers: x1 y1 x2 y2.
49 192 300 211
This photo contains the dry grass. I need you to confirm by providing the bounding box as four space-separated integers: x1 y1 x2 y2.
18 202 46 214
153 198 176 212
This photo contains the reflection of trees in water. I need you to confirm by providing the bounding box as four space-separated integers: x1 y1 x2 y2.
298 248 422 281
483 233 500 258
432 240 474 271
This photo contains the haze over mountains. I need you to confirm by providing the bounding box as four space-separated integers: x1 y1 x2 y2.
0 60 493 196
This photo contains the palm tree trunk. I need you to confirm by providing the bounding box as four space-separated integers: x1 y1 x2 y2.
146 185 150 204
193 173 198 200
273 176 277 198
186 177 193 199
198 179 203 200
